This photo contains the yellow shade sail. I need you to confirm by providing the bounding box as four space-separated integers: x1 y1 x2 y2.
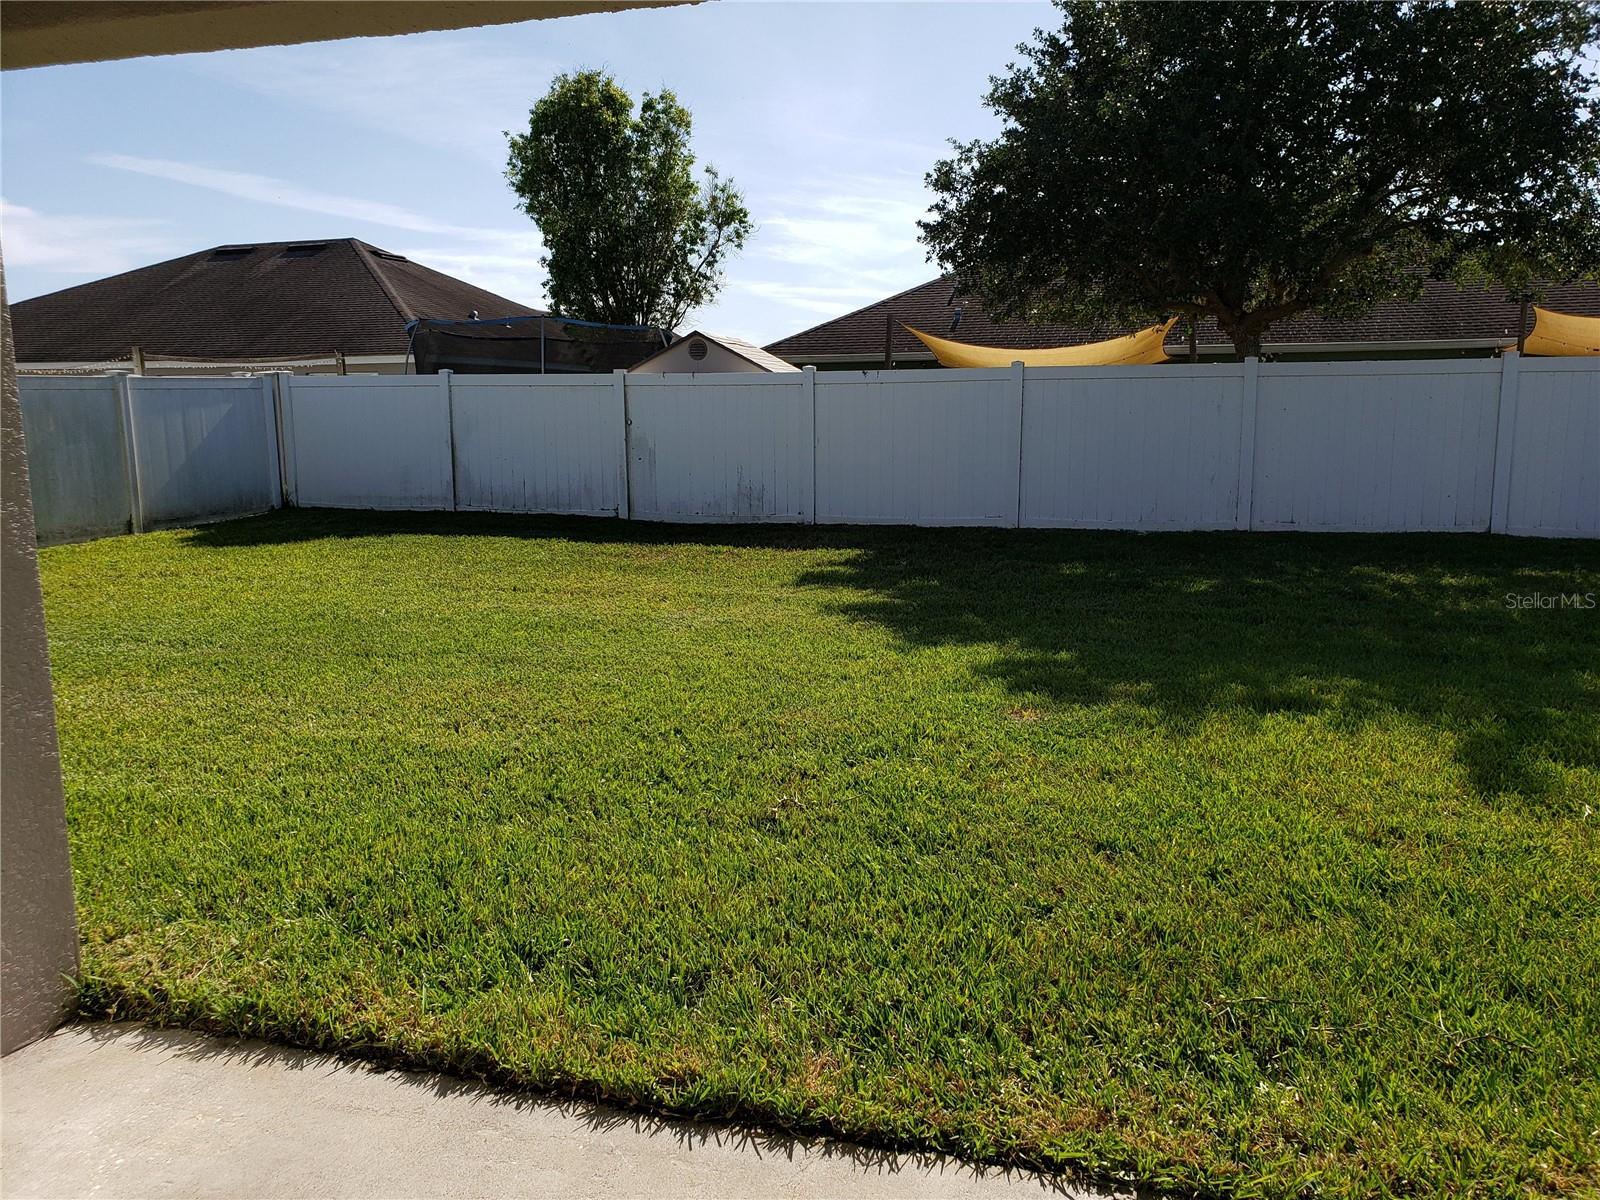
904 318 1176 368
1515 306 1600 357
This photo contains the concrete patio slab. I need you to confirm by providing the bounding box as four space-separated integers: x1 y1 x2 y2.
1 1024 1118 1199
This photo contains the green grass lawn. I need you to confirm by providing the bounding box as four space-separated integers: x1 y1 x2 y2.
41 510 1600 1198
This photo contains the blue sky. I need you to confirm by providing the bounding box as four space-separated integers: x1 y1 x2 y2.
1 1 1054 345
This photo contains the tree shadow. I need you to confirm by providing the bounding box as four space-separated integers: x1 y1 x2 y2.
790 528 1600 806
68 1022 1101 1196
179 506 850 552
181 509 1600 805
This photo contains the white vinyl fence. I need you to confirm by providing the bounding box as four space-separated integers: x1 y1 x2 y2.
124 376 281 528
19 373 280 542
18 355 1599 544
18 376 134 543
1498 357 1600 538
451 374 625 517
628 372 815 522
283 374 452 511
1251 360 1504 532
1022 363 1247 530
819 368 1022 526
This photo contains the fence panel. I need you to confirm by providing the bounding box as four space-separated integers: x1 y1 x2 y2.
127 376 279 527
1251 361 1501 532
626 373 814 521
1021 365 1245 529
816 368 1021 526
1503 359 1600 537
20 360 1600 541
17 376 131 543
451 376 624 516
284 375 452 510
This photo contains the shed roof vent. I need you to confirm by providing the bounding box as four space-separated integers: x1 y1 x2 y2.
210 246 255 260
283 243 328 258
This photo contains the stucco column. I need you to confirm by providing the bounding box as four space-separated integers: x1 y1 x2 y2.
1 251 80 1054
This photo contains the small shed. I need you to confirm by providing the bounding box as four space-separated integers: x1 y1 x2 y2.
630 330 800 373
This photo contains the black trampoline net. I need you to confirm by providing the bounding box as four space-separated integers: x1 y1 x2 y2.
408 315 670 374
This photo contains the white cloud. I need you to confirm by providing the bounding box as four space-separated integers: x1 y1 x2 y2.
0 199 180 276
756 186 931 273
88 154 540 247
191 39 559 166
728 175 938 335
734 279 893 317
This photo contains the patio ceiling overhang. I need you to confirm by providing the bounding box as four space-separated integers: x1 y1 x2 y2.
1 0 695 70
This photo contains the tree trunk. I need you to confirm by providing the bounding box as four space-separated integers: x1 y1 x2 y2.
1232 329 1263 360
1213 309 1265 361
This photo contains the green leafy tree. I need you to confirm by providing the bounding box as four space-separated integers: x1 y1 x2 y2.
921 1 1600 358
506 70 753 330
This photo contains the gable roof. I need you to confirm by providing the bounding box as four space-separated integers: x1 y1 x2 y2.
707 333 802 372
631 330 801 372
10 239 542 363
766 274 1600 362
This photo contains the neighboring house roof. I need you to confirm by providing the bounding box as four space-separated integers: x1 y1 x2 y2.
632 330 801 372
766 274 1600 363
10 239 542 363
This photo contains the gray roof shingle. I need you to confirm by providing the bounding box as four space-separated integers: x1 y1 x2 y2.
766 274 1600 361
11 239 542 362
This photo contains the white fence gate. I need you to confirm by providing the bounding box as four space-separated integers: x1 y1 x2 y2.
18 355 1599 544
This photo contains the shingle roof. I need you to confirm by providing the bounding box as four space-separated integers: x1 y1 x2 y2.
766 274 1600 362
709 333 802 372
10 239 543 362
632 330 801 373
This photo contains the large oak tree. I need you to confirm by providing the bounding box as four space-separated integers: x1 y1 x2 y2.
507 70 752 331
921 1 1600 358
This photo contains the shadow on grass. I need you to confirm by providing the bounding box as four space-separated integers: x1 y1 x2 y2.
181 506 870 552
799 534 1600 807
76 1022 1100 1196
185 508 1600 806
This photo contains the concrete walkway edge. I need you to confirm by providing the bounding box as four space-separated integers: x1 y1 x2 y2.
1 1024 1120 1199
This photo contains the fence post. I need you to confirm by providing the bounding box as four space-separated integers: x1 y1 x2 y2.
1012 360 1026 528
803 365 817 524
259 374 284 511
441 369 457 512
615 369 631 520
113 372 144 534
274 372 298 507
1489 351 1521 535
1236 356 1260 531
